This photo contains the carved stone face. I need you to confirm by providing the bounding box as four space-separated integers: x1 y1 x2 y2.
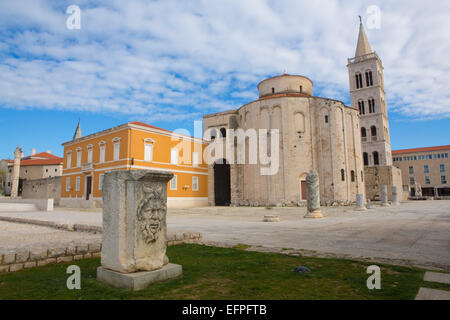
137 188 165 244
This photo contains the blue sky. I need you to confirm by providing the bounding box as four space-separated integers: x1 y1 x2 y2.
1 0 449 159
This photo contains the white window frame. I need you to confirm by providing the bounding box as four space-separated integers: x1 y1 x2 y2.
66 177 71 191
67 153 72 169
113 142 120 161
99 144 106 163
170 175 177 190
99 174 104 190
87 147 93 164
76 150 82 167
170 148 178 165
192 152 199 167
144 143 154 162
76 176 80 191
192 176 199 191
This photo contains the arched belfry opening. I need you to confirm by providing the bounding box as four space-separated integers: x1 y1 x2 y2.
214 159 230 206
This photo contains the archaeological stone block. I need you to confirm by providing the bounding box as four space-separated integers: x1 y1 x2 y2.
100 170 176 273
381 185 390 207
355 194 367 211
304 170 323 218
392 186 400 205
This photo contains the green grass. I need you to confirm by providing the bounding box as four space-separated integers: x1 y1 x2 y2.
0 244 442 300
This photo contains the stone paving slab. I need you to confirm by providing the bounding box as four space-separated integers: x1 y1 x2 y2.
424 271 450 285
415 288 450 300
0 200 449 271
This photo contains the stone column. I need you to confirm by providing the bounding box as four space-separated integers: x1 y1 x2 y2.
381 185 390 207
355 194 367 211
304 170 323 218
10 146 22 198
391 186 400 205
97 170 182 291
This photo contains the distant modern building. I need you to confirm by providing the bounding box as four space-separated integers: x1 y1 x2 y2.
0 151 63 196
393 145 450 197
60 121 208 208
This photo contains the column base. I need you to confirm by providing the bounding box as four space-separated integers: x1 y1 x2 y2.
97 263 182 291
304 210 323 219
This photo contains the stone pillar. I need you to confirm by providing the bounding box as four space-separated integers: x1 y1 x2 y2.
355 194 367 211
391 186 400 205
10 146 22 198
381 185 390 207
304 170 323 218
97 170 182 291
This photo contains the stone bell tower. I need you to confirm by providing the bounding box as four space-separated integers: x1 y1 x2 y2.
347 18 392 167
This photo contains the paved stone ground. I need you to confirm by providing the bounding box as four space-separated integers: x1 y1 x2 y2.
0 200 449 270
0 221 100 251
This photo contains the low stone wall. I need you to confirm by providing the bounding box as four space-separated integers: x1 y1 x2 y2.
22 177 61 206
0 231 202 274
0 198 54 211
0 242 102 273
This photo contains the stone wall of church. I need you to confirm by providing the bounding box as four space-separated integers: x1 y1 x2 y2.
364 165 403 201
203 89 365 206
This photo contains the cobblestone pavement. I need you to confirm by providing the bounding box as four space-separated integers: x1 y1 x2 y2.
0 200 449 270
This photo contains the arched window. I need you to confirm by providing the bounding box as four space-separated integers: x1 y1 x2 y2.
355 73 363 89
371 126 377 139
272 87 275 94
220 127 227 138
373 151 379 165
365 70 373 86
351 170 355 182
368 98 375 113
210 128 217 140
361 127 366 137
358 100 365 115
363 152 369 166
300 85 303 93
341 169 345 181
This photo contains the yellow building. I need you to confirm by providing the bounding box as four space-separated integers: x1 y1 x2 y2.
60 121 208 208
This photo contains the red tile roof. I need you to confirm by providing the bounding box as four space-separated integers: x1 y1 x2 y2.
29 152 61 159
2 152 63 166
129 121 171 133
392 145 450 155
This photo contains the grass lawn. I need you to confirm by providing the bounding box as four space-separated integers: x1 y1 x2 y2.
0 244 446 300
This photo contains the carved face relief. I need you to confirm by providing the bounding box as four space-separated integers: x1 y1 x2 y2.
137 186 165 244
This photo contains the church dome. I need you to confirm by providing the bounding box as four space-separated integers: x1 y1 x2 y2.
257 74 313 98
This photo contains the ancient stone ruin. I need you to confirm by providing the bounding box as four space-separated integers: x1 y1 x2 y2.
97 170 182 291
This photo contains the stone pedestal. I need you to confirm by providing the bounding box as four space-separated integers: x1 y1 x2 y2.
391 186 400 205
97 170 182 290
97 263 182 291
263 214 280 222
355 194 367 211
381 185 390 207
304 170 323 218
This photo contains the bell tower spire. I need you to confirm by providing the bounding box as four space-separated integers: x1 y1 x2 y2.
355 17 373 57
73 119 82 141
347 18 392 167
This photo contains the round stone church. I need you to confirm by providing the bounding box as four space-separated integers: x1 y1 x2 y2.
203 73 365 206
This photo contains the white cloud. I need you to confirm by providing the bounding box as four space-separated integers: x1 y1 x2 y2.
0 0 449 122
